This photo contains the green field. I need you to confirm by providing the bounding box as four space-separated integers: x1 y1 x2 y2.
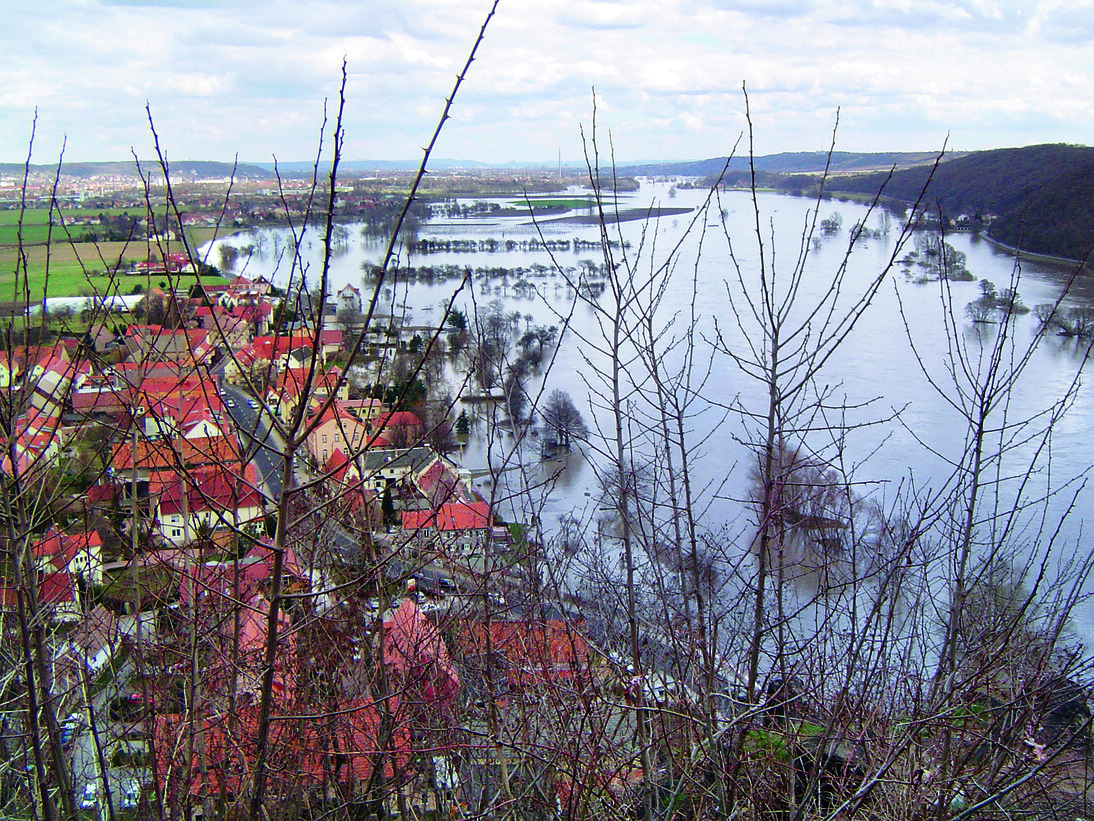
513 197 600 209
0 225 221 301
0 207 137 246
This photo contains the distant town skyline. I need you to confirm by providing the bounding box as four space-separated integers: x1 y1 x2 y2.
3 0 1091 166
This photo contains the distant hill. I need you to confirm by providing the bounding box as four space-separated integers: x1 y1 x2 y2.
258 154 944 176
618 151 947 178
255 158 494 174
2 152 944 181
826 144 1094 262
0 159 272 180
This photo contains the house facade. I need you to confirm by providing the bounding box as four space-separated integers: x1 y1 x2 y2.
402 500 494 555
337 284 362 316
155 468 265 545
306 406 372 464
32 529 105 587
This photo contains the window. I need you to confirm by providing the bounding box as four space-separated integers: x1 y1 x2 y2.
322 434 328 443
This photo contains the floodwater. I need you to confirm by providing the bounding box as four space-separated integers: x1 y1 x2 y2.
206 180 1094 652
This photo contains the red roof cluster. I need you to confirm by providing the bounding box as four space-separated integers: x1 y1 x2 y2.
113 435 243 473
384 597 460 708
158 466 263 516
460 620 594 689
155 700 411 803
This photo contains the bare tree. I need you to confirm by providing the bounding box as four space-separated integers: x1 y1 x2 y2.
540 389 588 451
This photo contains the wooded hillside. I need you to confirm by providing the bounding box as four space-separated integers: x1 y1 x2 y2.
826 144 1094 261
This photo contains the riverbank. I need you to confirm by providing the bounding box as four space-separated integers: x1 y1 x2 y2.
979 232 1092 271
543 205 695 225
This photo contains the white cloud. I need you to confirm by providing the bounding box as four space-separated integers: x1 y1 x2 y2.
1032 0 1094 42
554 0 647 29
161 73 231 97
0 0 1089 163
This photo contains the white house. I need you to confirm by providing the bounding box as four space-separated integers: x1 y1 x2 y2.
32 529 105 587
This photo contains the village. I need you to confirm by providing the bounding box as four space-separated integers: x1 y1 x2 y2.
0 254 672 820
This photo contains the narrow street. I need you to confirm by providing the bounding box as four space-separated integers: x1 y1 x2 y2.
219 380 366 561
219 381 289 501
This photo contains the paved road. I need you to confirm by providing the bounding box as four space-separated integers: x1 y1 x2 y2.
67 629 150 817
220 382 290 501
218 381 365 561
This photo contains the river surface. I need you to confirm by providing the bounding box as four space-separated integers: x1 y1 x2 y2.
205 180 1094 651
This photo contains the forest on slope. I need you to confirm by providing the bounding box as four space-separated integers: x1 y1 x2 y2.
822 144 1094 262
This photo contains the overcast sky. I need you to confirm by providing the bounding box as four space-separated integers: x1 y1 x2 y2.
3 0 1091 166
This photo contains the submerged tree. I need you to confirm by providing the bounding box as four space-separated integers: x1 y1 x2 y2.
540 388 588 450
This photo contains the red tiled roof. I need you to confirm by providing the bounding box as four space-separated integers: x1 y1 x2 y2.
0 574 78 610
32 529 102 567
384 598 459 707
112 436 242 472
312 403 363 431
251 332 320 361
366 410 424 447
154 699 410 800
131 374 205 395
37 572 77 605
86 484 118 504
144 389 224 427
271 366 329 399
242 539 304 583
158 467 263 516
414 457 469 505
402 500 492 532
460 620 594 688
374 410 422 430
323 448 352 480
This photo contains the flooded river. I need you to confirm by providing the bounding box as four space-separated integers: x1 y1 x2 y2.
207 179 1094 650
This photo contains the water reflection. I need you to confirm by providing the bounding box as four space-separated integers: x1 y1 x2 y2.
205 181 1094 642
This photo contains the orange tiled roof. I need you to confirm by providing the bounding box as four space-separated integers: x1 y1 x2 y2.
112 435 243 472
402 500 492 532
32 529 102 565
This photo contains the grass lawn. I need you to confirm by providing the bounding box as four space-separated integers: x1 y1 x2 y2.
0 207 137 246
511 197 599 210
0 226 224 301
99 562 176 610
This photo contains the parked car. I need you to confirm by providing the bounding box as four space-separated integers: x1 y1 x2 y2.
117 777 143 810
81 775 143 813
642 673 699 707
79 782 101 813
60 713 85 746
